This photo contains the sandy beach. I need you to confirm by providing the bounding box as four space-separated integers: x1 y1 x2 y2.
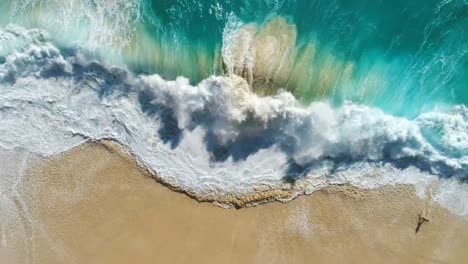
1 142 467 264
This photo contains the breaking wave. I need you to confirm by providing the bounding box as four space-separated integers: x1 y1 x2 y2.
0 25 467 215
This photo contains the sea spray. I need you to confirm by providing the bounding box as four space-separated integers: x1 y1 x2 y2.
0 25 467 215
2 0 466 117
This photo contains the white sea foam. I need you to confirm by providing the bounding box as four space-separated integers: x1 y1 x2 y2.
0 25 467 216
8 0 146 50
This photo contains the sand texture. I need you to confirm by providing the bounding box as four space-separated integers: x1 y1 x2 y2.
1 142 467 264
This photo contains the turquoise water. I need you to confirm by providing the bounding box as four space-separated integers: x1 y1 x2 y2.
143 0 468 117
0 1 467 190
1 0 467 117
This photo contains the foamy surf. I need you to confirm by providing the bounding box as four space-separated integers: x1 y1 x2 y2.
0 25 467 215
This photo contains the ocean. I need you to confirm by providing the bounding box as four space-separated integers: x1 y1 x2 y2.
0 0 467 214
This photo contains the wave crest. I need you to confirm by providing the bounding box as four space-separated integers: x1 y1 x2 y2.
0 25 467 213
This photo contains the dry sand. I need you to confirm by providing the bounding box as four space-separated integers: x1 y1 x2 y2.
1 142 467 264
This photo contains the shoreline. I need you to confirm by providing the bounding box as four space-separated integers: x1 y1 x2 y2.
97 139 316 208
65 140 468 214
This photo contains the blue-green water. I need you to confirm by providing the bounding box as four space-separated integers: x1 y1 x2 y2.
137 0 468 116
1 0 467 116
0 1 467 203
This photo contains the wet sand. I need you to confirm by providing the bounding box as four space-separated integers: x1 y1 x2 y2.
1 142 468 264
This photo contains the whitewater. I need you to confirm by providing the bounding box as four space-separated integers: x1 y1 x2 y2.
0 0 466 218
0 24 466 215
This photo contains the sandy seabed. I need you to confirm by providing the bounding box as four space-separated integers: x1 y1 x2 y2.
1 142 467 264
